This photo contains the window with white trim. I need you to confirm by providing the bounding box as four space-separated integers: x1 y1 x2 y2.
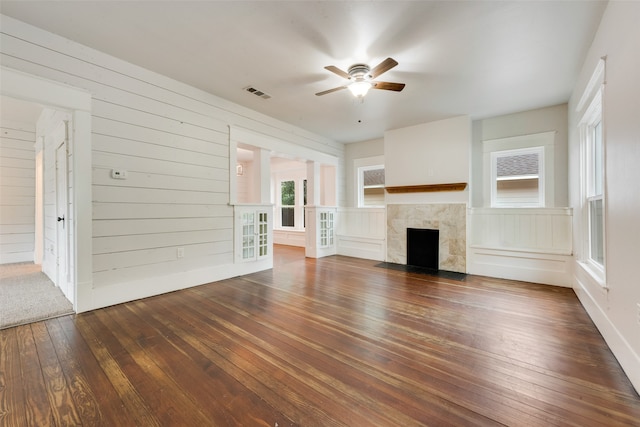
491 147 544 207
483 131 555 208
358 165 385 207
581 89 605 275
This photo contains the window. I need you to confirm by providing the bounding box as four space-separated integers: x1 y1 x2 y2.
483 131 554 208
358 165 385 207
491 147 544 207
581 90 605 273
281 180 295 227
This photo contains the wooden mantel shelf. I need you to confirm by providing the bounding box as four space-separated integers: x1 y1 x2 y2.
385 182 468 193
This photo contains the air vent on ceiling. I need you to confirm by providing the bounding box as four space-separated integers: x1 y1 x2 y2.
244 86 271 100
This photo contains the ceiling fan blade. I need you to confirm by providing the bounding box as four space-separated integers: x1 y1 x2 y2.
324 65 350 79
315 86 348 96
372 81 405 92
369 57 398 79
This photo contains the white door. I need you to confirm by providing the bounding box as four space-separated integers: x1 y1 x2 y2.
55 132 69 298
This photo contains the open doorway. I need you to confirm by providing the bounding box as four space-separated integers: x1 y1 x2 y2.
235 144 337 255
0 96 74 328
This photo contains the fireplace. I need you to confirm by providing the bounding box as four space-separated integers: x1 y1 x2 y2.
407 228 439 270
386 204 466 273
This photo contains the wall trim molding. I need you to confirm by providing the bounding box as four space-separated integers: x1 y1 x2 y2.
574 273 640 394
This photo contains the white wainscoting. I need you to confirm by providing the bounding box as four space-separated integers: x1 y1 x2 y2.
336 208 386 261
273 229 306 247
468 207 573 286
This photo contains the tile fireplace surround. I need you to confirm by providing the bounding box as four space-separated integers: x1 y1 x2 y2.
387 204 466 273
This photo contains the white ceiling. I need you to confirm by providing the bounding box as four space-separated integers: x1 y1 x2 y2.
0 1 607 143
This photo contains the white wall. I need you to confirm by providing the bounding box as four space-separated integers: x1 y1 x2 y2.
339 140 386 259
0 120 36 263
568 2 640 392
344 138 384 207
471 104 569 208
236 161 254 204
0 14 343 311
384 116 471 204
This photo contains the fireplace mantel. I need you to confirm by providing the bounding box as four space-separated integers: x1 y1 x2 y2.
385 182 467 193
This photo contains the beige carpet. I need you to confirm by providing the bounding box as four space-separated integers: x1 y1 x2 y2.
0 262 74 329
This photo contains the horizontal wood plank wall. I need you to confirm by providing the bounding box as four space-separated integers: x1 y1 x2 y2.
0 15 343 304
0 121 35 264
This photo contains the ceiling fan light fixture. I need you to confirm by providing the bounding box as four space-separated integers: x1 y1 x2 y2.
348 80 372 97
316 58 403 98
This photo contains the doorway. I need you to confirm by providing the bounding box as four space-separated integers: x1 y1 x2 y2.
1 66 92 313
0 96 74 328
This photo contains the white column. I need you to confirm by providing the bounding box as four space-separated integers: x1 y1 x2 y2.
305 161 320 257
254 148 271 204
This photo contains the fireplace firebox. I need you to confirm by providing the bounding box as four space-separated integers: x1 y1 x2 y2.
407 228 439 270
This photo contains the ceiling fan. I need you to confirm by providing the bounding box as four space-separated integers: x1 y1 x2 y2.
315 57 405 98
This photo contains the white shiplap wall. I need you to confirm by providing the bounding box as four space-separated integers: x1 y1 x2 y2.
0 120 35 263
0 14 344 309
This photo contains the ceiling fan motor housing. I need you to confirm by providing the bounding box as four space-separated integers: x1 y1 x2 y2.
348 64 372 81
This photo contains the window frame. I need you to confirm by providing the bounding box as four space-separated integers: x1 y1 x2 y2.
490 146 545 208
279 179 296 228
357 164 385 208
483 131 555 209
579 88 606 283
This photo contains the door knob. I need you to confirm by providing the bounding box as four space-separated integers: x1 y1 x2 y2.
57 216 65 222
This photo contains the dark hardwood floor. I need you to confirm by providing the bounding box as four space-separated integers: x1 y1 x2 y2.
2 245 639 426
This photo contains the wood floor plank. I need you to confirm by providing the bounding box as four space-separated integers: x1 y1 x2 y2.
102 299 290 427
46 317 131 426
144 292 353 426
127 297 301 427
74 313 162 427
30 321 82 425
16 324 53 426
181 292 427 426
202 277 582 426
0 328 26 426
187 280 500 426
2 245 639 426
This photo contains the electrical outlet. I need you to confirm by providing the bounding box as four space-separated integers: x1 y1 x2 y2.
177 247 184 259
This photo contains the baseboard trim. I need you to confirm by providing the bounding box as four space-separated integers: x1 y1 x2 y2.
574 275 640 394
76 258 273 313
